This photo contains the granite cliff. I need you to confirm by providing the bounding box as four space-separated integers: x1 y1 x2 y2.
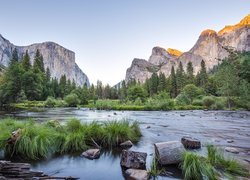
125 14 250 83
0 35 89 86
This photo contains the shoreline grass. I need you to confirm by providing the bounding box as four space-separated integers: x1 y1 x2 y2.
180 145 249 179
0 118 141 160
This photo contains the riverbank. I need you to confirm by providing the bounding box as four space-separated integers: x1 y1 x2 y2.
9 97 247 112
0 110 249 179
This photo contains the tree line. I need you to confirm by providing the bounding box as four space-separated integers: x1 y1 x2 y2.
0 49 249 109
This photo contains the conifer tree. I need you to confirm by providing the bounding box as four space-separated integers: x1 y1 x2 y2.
22 50 31 71
170 66 177 98
196 60 208 89
149 72 158 96
158 72 167 92
186 61 194 84
176 62 185 94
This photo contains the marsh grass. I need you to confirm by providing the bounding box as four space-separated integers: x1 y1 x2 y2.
181 145 249 180
0 118 141 160
148 157 165 178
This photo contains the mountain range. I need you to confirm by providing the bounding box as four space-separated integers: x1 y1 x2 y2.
0 35 90 86
125 14 250 83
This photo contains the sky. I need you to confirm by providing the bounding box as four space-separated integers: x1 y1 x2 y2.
0 0 249 86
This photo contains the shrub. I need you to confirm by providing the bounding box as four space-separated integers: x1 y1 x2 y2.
182 84 204 103
45 96 56 107
211 101 225 110
64 93 80 107
192 99 203 106
202 96 215 108
176 93 190 106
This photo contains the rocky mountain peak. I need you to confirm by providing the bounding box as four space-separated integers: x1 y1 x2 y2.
167 48 183 57
218 14 250 35
0 35 90 86
125 14 250 83
239 14 250 25
200 29 217 37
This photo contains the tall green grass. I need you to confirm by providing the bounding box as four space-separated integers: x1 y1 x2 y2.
0 118 141 160
181 145 249 179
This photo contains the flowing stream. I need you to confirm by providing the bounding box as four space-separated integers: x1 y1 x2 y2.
1 108 250 180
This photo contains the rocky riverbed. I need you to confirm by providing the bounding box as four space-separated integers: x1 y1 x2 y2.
0 109 249 179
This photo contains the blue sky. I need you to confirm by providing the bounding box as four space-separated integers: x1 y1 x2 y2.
0 0 249 85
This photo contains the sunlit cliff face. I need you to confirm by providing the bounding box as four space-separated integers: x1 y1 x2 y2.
218 14 250 35
167 48 183 57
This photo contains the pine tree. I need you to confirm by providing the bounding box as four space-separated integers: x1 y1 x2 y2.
1 50 23 103
158 72 167 92
59 75 67 98
33 49 45 72
186 61 194 84
170 66 177 98
22 50 31 71
149 72 158 96
196 60 208 89
176 62 185 94
96 80 103 99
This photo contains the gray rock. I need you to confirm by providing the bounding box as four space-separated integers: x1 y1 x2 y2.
226 139 234 143
181 137 201 149
120 150 147 169
125 169 148 180
154 141 185 165
120 140 133 148
81 149 100 159
225 147 239 154
124 14 250 84
0 34 89 87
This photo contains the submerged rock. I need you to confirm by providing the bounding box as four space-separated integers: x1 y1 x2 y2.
120 150 147 169
125 169 148 180
225 147 239 154
81 149 100 159
181 137 201 149
120 140 133 149
226 139 234 143
154 141 185 165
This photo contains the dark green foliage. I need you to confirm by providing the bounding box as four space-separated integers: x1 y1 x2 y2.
170 66 178 98
158 72 167 92
149 72 159 95
64 93 80 107
127 85 147 102
202 96 215 108
176 62 186 94
22 50 31 71
182 84 204 103
196 60 208 89
186 61 194 84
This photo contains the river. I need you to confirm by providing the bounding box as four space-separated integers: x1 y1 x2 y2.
0 108 250 179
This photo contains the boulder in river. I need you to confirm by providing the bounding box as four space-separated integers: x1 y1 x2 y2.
154 141 185 165
120 150 147 169
120 140 133 149
181 137 201 149
81 149 100 159
125 169 148 180
225 147 239 154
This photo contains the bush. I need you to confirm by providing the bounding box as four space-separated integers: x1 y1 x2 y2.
45 96 56 107
176 93 190 106
203 96 215 108
192 99 203 106
182 84 204 103
64 93 80 107
211 101 225 110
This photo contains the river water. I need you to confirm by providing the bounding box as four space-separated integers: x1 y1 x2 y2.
1 108 250 180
